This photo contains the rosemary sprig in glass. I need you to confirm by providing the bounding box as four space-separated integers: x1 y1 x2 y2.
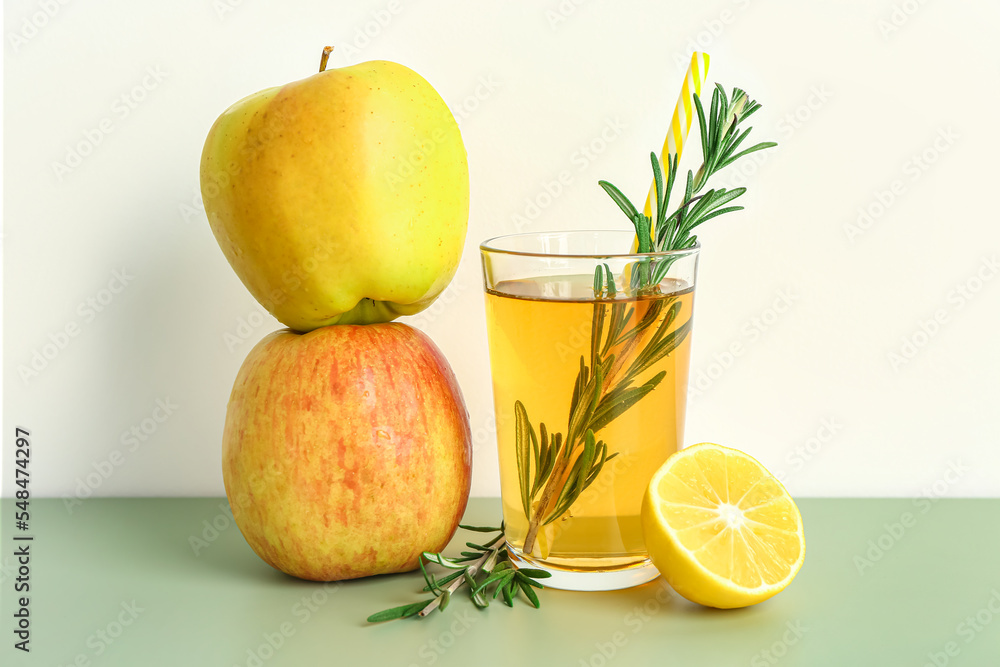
516 294 690 552
366 524 550 623
598 85 776 293
517 85 775 555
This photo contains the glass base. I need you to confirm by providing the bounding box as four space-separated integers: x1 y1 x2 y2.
508 548 661 591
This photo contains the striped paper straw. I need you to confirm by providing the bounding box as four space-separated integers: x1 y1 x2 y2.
639 52 710 242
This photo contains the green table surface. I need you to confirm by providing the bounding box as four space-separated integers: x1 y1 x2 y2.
2 498 998 666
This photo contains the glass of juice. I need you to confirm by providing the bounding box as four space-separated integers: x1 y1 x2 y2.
480 230 699 591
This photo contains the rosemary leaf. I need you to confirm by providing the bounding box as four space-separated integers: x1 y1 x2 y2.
421 553 469 570
515 568 552 579
475 570 514 597
367 600 432 623
598 180 640 220
419 558 440 595
718 141 777 169
518 578 541 608
471 588 489 609
696 205 745 226
603 263 616 296
514 401 533 518
500 583 513 606
482 532 505 549
694 93 710 170
720 125 752 163
630 321 692 377
518 576 545 590
651 152 664 218
531 422 549 496
580 430 597 476
583 441 609 489
423 569 465 592
532 432 554 498
589 383 660 434
590 303 605 369
458 524 502 532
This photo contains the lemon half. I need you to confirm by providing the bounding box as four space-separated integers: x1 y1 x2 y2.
641 442 805 608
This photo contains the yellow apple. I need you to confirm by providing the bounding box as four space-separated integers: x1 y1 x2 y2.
222 323 473 581
200 54 469 332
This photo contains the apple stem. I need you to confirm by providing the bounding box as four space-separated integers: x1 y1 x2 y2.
319 46 333 73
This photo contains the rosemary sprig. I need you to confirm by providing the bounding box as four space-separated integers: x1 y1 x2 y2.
598 85 776 292
519 292 691 552
516 84 775 555
366 524 550 623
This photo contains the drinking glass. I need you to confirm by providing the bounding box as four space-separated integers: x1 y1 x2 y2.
481 230 699 591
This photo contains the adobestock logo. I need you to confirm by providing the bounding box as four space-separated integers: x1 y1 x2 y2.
7 0 72 54
178 184 206 224
773 417 844 483
511 117 627 232
54 600 146 666
920 589 1000 667
844 127 958 243
338 0 403 58
671 0 755 70
713 83 831 193
213 0 253 20
877 0 932 39
555 320 593 363
776 85 833 139
63 397 180 514
51 66 168 182
386 74 501 192
749 620 808 666
223 307 271 353
407 280 470 330
189 502 236 556
575 581 673 666
887 255 998 371
689 287 799 400
407 610 479 666
86 601 145 657
18 268 135 386
545 0 592 31
233 582 341 667
854 459 969 576
235 625 296 667
449 75 502 125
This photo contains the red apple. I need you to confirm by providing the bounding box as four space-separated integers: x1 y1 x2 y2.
222 323 472 581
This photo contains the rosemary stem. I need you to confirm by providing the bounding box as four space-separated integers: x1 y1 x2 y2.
522 456 572 553
600 301 655 394
519 86 774 560
523 296 662 553
417 542 503 617
525 300 633 553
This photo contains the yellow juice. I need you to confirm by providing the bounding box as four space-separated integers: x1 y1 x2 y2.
485 274 693 571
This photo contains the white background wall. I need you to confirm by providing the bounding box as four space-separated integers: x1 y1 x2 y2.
3 0 998 502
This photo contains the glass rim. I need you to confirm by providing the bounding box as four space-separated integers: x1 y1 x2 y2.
479 230 701 259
